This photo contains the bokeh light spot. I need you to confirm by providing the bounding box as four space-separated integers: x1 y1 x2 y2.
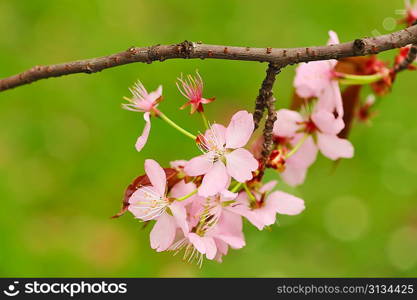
324 196 369 241
386 226 417 271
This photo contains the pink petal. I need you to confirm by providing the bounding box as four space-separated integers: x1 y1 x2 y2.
220 190 238 201
215 239 229 256
225 110 254 149
226 193 251 216
311 110 345 135
316 80 344 118
188 199 206 228
227 194 266 230
144 159 166 195
170 180 197 199
255 206 279 228
243 214 265 230
184 153 213 176
128 186 165 221
188 233 206 254
148 85 163 105
204 124 226 147
202 237 217 260
215 234 245 249
294 61 332 98
169 201 189 235
214 239 228 262
332 81 344 118
280 135 317 186
201 97 214 104
327 30 340 45
326 30 339 69
225 148 259 182
150 213 176 252
267 191 305 215
273 109 303 137
288 135 318 168
259 180 278 193
213 210 245 249
220 208 243 233
281 164 308 187
135 112 151 152
317 133 354 160
237 209 264 230
198 161 229 197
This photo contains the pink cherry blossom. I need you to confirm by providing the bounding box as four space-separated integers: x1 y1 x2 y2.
229 181 305 230
271 110 317 186
169 192 245 265
149 207 180 252
274 108 353 160
271 108 353 186
209 192 246 250
281 134 318 186
128 159 169 221
294 31 344 119
184 110 259 197
176 71 215 114
123 81 162 113
147 180 244 260
310 110 354 160
122 81 162 152
405 0 417 25
150 180 197 252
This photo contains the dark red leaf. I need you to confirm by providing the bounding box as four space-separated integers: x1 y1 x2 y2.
335 57 370 75
339 85 362 139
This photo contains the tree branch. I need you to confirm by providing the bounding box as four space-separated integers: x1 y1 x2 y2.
1 25 417 92
253 63 280 129
259 64 280 167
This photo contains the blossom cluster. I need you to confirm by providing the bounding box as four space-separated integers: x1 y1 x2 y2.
115 1 416 266
118 73 308 265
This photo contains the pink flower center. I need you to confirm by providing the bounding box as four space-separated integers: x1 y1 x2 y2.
301 119 318 134
196 131 227 162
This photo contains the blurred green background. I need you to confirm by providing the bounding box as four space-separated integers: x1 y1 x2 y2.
0 0 416 277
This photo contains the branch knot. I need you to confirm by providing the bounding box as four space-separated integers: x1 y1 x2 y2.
177 40 195 58
353 39 366 55
147 44 161 63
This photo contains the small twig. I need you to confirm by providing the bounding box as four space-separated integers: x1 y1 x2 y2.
259 64 280 167
394 44 417 73
253 63 280 129
1 24 417 92
253 89 267 130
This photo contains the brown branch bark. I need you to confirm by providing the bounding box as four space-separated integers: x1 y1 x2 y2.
253 63 280 129
1 24 417 92
259 64 280 167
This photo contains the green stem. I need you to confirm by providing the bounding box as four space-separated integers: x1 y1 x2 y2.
243 183 256 203
337 73 384 85
286 134 309 158
176 189 198 202
200 111 210 130
158 111 197 140
230 182 243 193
